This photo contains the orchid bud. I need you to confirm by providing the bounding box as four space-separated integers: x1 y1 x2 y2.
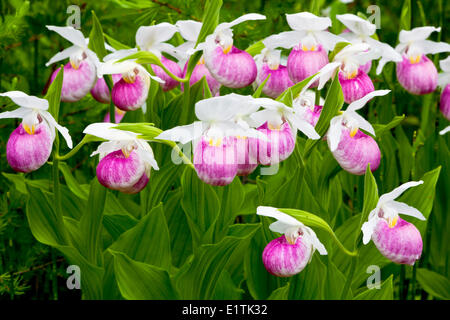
193 136 238 186
338 69 375 104
262 235 313 277
7 122 53 173
440 84 450 120
288 44 329 86
151 56 183 91
328 127 380 175
249 121 296 166
372 217 423 265
96 148 149 194
90 74 122 104
396 55 438 95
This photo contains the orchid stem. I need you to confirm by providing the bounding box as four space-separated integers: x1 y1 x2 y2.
314 88 320 106
159 62 189 83
104 75 116 124
173 143 195 169
55 135 90 161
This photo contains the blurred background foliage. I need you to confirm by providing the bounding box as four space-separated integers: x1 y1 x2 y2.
0 0 449 300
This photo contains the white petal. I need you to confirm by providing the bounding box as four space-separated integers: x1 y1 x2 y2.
317 62 341 89
250 109 283 128
135 22 178 51
334 43 370 62
287 113 320 139
379 180 424 204
155 122 204 144
386 200 426 220
40 110 73 149
439 126 450 135
256 206 302 231
303 226 327 255
314 31 346 51
83 122 137 141
399 26 441 44
195 94 249 122
0 91 49 110
346 111 375 136
103 48 139 62
414 40 450 55
46 25 87 48
440 56 450 72
91 140 127 159
97 60 136 77
286 12 331 31
327 116 343 152
0 107 30 120
361 209 379 245
347 90 391 112
262 31 306 49
176 20 202 42
336 14 376 36
136 140 159 171
215 13 266 33
45 45 81 66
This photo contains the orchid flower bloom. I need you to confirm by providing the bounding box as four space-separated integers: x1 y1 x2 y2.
83 123 158 194
395 26 450 95
263 12 344 85
176 20 221 96
46 26 100 102
336 14 402 74
317 43 375 103
257 206 327 277
0 91 72 172
438 56 450 121
253 35 294 98
201 13 266 88
361 181 425 265
136 22 183 91
97 49 164 112
248 96 320 166
156 94 270 185
327 90 390 175
292 73 325 127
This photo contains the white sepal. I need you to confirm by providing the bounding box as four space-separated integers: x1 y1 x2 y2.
257 206 302 234
262 31 306 50
286 12 331 31
361 209 380 244
0 91 49 110
83 122 138 141
303 226 327 255
214 13 266 34
40 110 73 148
46 25 87 48
439 126 450 135
327 116 344 152
155 122 205 144
176 20 202 42
399 26 441 44
347 90 391 112
386 201 425 220
45 45 82 67
135 22 178 54
336 14 376 36
378 180 424 205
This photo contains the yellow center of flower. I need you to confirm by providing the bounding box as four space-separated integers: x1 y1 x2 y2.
236 135 247 140
409 55 421 64
116 108 126 116
208 138 222 147
350 127 358 138
302 44 317 51
387 216 398 228
197 56 205 65
123 74 136 83
23 124 35 135
223 45 232 54
70 61 79 70
122 148 131 158
346 69 358 79
268 123 281 130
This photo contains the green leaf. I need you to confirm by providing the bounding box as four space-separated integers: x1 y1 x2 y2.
416 268 450 300
329 42 351 62
109 204 171 270
195 0 222 48
303 74 344 156
88 11 107 60
253 73 271 98
276 73 317 107
400 0 412 31
79 178 106 266
175 226 259 299
103 33 131 50
181 167 220 246
246 40 265 57
44 66 63 120
110 250 178 300
357 165 379 247
58 162 89 200
373 115 405 136
353 275 394 300
323 257 348 299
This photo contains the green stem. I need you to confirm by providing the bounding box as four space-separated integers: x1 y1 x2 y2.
158 61 189 83
51 248 58 300
104 75 115 123
410 263 417 300
55 135 90 161
314 88 320 106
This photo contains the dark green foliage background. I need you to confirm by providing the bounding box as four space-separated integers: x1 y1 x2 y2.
0 0 449 300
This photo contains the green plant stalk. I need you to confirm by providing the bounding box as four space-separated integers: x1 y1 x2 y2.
104 75 115 123
314 88 320 106
410 263 417 300
51 248 58 300
55 135 91 161
158 61 189 83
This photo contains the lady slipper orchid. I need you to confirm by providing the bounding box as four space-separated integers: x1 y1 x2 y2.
292 74 325 127
317 43 376 103
361 181 426 265
254 45 294 98
438 56 450 121
327 90 390 175
97 49 164 112
257 206 327 277
46 26 99 102
264 12 343 85
336 14 402 75
175 20 221 95
83 123 159 193
136 23 183 91
156 94 268 185
0 91 73 172
201 13 266 88
249 97 320 165
395 26 450 95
